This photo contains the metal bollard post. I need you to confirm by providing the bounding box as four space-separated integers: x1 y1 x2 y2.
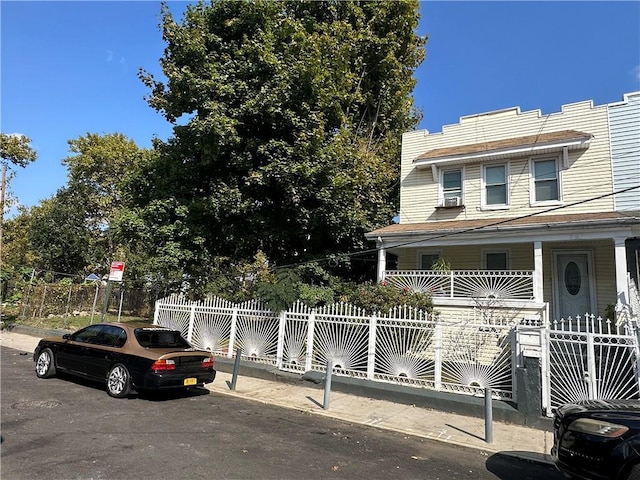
485 387 493 444
323 359 333 410
230 347 242 391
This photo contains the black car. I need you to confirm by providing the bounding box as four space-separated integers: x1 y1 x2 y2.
552 399 640 480
34 322 216 398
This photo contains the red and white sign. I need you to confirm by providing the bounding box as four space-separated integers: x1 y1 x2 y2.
108 262 125 282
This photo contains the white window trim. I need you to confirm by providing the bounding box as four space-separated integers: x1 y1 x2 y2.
417 250 443 270
481 162 510 210
481 248 511 270
438 167 465 206
529 155 563 206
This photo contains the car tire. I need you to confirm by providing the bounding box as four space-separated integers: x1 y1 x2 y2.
35 348 56 378
626 464 640 480
106 364 131 398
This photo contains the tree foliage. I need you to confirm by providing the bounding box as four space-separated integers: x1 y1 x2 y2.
0 133 37 168
27 189 94 275
12 133 153 279
135 0 425 280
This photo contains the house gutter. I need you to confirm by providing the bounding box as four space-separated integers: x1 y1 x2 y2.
366 215 640 240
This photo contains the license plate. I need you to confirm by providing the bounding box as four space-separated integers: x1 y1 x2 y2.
184 378 197 386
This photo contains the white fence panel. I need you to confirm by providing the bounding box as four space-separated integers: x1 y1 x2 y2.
155 295 525 401
543 313 640 416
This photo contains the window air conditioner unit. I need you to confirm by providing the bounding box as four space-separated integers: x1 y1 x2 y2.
443 196 462 208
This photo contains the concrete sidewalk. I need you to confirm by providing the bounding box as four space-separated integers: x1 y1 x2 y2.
0 328 555 465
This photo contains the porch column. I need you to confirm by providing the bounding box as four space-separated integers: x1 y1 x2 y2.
614 236 630 310
376 236 386 283
533 241 544 302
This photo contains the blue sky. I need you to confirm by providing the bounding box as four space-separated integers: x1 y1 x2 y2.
2 1 639 215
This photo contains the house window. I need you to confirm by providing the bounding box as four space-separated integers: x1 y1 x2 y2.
532 158 560 202
484 251 508 270
420 253 440 270
484 164 508 206
441 169 462 204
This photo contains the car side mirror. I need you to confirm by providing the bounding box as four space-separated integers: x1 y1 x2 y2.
62 334 71 340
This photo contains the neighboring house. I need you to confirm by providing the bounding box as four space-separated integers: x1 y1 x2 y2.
366 93 640 323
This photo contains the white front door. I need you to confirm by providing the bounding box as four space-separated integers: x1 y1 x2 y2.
555 252 594 319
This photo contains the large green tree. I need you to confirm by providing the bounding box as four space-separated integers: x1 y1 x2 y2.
23 133 153 278
135 0 425 280
0 133 37 274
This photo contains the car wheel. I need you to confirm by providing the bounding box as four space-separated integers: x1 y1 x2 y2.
106 364 131 398
35 348 56 378
626 464 640 480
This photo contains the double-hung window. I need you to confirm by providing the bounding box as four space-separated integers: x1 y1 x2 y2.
532 157 560 203
484 164 508 207
441 169 462 205
420 253 441 270
483 250 509 270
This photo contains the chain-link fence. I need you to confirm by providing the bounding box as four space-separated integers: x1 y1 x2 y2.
19 283 157 319
1 278 164 321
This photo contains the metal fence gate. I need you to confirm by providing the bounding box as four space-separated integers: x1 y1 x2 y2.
543 315 640 416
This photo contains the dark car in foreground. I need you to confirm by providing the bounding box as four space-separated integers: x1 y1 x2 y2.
552 399 640 480
34 322 216 398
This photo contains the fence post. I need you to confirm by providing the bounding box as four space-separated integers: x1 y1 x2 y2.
38 284 48 318
449 271 454 298
187 304 196 343
153 298 161 325
367 314 377 380
276 311 286 369
65 283 73 316
228 306 238 359
305 311 316 372
230 347 242 391
586 332 597 398
485 387 493 444
434 319 442 390
324 359 333 410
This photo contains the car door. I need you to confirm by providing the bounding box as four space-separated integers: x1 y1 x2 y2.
83 325 128 379
55 325 104 374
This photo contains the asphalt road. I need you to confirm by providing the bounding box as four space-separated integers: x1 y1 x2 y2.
1 346 563 480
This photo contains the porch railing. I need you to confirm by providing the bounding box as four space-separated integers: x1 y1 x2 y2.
382 270 535 300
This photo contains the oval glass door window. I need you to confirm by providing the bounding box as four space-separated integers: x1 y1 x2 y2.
564 261 581 296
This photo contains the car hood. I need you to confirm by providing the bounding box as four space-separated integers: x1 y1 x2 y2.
559 399 640 416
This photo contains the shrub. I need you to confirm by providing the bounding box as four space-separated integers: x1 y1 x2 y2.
344 281 432 315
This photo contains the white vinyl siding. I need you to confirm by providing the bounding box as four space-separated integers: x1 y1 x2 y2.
397 244 532 271
608 92 640 211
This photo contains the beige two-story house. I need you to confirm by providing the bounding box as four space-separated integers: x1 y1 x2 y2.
366 94 640 323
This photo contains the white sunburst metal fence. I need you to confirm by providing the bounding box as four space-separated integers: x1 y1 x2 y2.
542 313 640 416
383 270 535 299
154 294 532 401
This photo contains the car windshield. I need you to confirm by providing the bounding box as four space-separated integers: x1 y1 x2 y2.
134 329 191 348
